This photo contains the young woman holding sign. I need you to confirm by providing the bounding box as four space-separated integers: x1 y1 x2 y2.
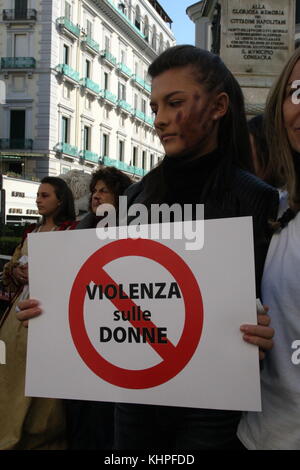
237 46 300 450
114 45 278 450
17 46 277 450
0 177 77 450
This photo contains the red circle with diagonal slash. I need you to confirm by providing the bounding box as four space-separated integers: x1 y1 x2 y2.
69 238 203 389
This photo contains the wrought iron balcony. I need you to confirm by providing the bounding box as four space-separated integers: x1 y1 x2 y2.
82 35 100 53
56 64 80 83
81 150 100 163
56 17 80 38
100 89 118 104
0 138 33 150
2 9 37 21
80 77 100 94
134 109 146 121
1 57 36 69
117 62 132 78
100 50 117 67
102 156 147 176
117 100 132 113
145 115 155 127
57 142 79 157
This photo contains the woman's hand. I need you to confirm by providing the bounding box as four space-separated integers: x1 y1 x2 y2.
240 306 274 360
16 299 42 328
13 264 29 285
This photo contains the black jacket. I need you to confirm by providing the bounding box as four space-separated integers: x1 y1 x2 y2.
114 166 279 450
124 166 279 298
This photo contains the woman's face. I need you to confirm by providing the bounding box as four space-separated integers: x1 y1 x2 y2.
91 179 116 214
36 183 60 218
150 65 228 157
283 60 300 153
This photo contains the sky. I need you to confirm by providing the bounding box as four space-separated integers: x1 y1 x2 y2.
158 0 195 45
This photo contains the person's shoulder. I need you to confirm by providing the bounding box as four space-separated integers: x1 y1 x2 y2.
21 223 38 242
123 180 145 204
57 220 79 231
232 168 279 219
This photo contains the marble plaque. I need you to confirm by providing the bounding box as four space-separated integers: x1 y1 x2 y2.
221 1 295 77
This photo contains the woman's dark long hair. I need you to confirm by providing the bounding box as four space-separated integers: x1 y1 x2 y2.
142 45 253 204
40 176 76 225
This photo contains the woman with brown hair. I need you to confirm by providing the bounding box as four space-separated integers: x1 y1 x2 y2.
238 47 300 450
0 177 77 450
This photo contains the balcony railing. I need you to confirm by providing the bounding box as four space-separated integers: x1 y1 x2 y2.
2 9 37 21
100 89 118 104
1 57 36 69
145 115 155 127
100 50 117 66
57 142 79 157
102 156 147 177
81 150 100 163
80 77 100 94
56 17 80 37
132 74 151 93
56 64 80 83
0 138 33 150
134 109 146 121
117 100 132 113
117 62 132 78
82 35 100 53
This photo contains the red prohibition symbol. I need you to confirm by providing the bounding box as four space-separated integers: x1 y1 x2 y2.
69 238 204 389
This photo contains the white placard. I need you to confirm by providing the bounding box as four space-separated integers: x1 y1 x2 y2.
25 217 261 411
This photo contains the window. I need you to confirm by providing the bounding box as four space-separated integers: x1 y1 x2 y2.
118 82 126 101
102 133 109 156
63 83 71 99
150 153 155 168
83 126 90 151
85 59 91 78
152 25 157 51
133 146 138 167
104 71 109 90
135 5 141 30
141 98 146 114
142 150 147 170
14 34 27 57
144 16 149 42
134 93 138 110
119 140 124 162
61 116 69 143
65 1 71 20
159 33 164 53
86 19 92 38
120 49 126 64
104 107 110 120
105 35 110 52
85 96 92 111
63 44 69 64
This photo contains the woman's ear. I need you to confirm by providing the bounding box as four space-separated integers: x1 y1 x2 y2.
212 92 229 120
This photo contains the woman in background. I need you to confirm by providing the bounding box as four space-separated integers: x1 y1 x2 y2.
238 46 300 450
0 177 76 450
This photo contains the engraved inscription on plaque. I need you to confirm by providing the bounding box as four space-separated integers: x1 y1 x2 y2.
221 1 295 76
